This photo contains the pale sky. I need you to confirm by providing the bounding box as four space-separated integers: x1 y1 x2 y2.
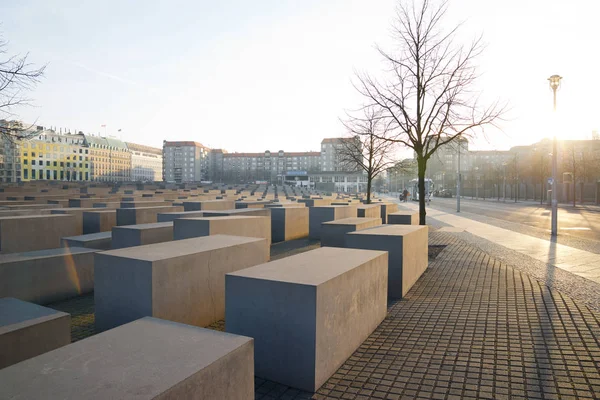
0 0 598 153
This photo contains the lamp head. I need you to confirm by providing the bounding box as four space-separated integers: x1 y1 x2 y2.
548 74 562 90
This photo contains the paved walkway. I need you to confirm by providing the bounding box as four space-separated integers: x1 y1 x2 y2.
395 200 600 286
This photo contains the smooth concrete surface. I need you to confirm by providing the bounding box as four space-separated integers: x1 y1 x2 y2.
388 210 419 225
346 224 428 298
183 200 235 211
357 204 382 219
157 210 205 222
51 208 97 235
297 198 331 207
0 298 70 369
62 232 112 250
120 200 169 208
321 217 382 248
0 247 97 304
380 203 399 224
271 207 309 243
0 317 255 400
112 222 174 249
235 200 271 209
308 205 358 240
82 210 117 234
116 205 184 226
226 247 388 392
95 235 269 332
202 208 271 219
173 216 270 256
0 214 77 254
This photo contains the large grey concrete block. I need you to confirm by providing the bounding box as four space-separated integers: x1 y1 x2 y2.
82 210 117 234
308 205 357 240
235 200 271 209
345 224 428 298
388 210 419 225
380 203 399 224
271 207 309 243
173 216 270 256
112 222 173 249
157 210 205 222
62 232 112 250
0 298 70 369
0 215 77 254
297 198 331 207
95 235 269 332
321 217 382 248
116 205 184 226
202 208 271 220
226 247 388 392
183 200 234 211
0 317 254 400
51 208 97 235
0 247 98 304
357 204 382 219
120 200 169 208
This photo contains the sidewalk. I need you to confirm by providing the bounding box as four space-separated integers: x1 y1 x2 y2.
48 231 600 399
394 200 600 286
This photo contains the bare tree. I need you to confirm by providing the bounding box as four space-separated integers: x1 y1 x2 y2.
337 107 397 204
0 36 46 141
355 0 505 224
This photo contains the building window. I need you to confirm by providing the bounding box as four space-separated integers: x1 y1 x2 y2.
32 160 36 166
24 159 28 165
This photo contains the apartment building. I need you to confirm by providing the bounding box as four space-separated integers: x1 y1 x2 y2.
126 142 162 182
162 141 209 183
20 130 91 182
82 135 131 182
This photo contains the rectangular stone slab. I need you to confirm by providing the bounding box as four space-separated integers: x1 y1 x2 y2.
82 210 117 234
157 210 205 222
270 207 309 242
0 247 98 304
182 200 234 211
51 208 97 235
116 205 184 226
112 222 174 249
0 317 254 400
95 235 269 332
0 215 77 254
0 298 70 369
173 216 270 256
202 208 271 219
308 205 357 240
357 204 382 219
388 210 419 225
226 247 388 392
62 232 112 250
379 203 399 224
321 217 382 248
345 224 428 298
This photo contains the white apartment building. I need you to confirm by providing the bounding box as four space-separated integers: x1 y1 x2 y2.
126 142 162 182
162 141 209 183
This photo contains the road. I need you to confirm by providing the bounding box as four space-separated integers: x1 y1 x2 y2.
394 195 600 253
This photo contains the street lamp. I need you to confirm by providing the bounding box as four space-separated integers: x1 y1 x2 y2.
502 162 507 202
548 74 562 237
475 167 479 199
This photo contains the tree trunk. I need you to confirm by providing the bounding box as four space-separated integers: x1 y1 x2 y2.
573 175 576 207
417 156 426 225
366 176 372 205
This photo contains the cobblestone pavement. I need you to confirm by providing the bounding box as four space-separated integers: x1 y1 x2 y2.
47 231 600 399
47 293 95 342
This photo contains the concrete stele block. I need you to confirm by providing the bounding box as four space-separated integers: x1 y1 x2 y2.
156 210 205 222
357 204 382 219
62 232 112 250
387 210 419 225
0 214 78 254
226 247 388 392
95 235 269 332
380 203 399 224
321 217 382 248
112 222 174 249
0 317 255 400
116 205 184 226
270 207 309 243
345 224 428 298
0 247 98 304
51 208 97 235
82 210 117 234
0 298 70 369
182 200 235 211
308 205 357 240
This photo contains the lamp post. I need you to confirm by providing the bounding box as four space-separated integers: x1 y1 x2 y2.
549 74 562 237
502 162 507 202
457 138 461 212
475 167 479 199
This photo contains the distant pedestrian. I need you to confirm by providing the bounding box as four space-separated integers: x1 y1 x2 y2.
403 189 409 202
